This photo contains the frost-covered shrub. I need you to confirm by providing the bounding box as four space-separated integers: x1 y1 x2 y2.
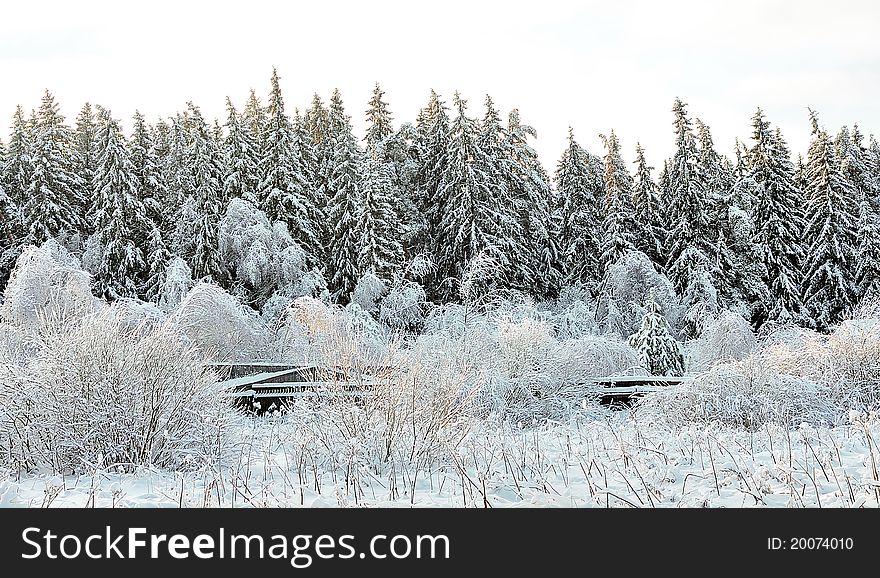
1 240 98 329
544 336 641 385
107 297 167 335
0 306 229 474
218 199 312 306
378 279 429 334
168 282 269 361
820 320 880 411
554 298 598 339
157 257 194 313
470 329 640 420
596 250 679 338
272 296 390 367
689 311 757 372
350 272 387 316
635 359 832 430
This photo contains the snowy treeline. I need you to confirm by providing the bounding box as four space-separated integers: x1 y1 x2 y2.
1 72 880 338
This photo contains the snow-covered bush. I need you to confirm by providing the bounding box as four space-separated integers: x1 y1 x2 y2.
218 198 313 306
168 282 269 361
636 359 832 430
157 257 194 313
350 272 387 316
0 305 229 474
553 297 598 339
638 315 880 430
378 278 429 334
689 311 757 371
1 240 98 329
272 296 391 367
596 250 679 338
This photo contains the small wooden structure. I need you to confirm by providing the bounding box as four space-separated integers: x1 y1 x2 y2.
587 375 691 407
210 363 390 414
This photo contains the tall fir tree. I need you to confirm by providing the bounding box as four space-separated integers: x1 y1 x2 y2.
221 97 261 206
695 118 740 309
325 89 365 302
664 99 712 295
599 130 636 270
476 95 521 290
631 143 664 270
186 103 225 282
836 125 878 205
358 155 403 280
856 200 880 301
1 106 30 234
414 90 451 272
92 111 148 298
129 111 166 245
259 69 320 264
801 109 859 330
364 82 394 156
72 102 98 231
431 93 510 301
305 93 333 253
506 109 561 298
24 90 83 245
746 108 807 326
555 128 604 291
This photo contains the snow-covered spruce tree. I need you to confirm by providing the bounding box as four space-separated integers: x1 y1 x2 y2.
869 135 880 195
696 118 741 309
477 96 522 290
142 223 171 302
801 109 858 330
129 111 166 246
433 93 510 302
746 108 808 327
856 200 880 301
628 290 685 376
669 247 720 338
167 112 197 259
305 93 333 252
259 68 320 266
555 127 604 291
359 154 403 280
242 88 267 150
365 82 395 156
631 143 664 270
836 125 878 205
186 103 225 282
363 87 418 262
0 171 20 285
91 111 148 298
599 130 636 271
0 165 16 246
325 89 365 303
664 98 713 295
2 106 32 211
506 108 562 298
720 174 771 320
415 90 451 286
72 102 98 231
24 90 83 245
221 96 261 207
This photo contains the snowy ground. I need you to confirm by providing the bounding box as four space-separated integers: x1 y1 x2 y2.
3 412 879 508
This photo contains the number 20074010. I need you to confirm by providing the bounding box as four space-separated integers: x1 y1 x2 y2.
768 537 854 550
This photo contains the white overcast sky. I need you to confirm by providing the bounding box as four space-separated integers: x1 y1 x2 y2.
2 0 878 170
